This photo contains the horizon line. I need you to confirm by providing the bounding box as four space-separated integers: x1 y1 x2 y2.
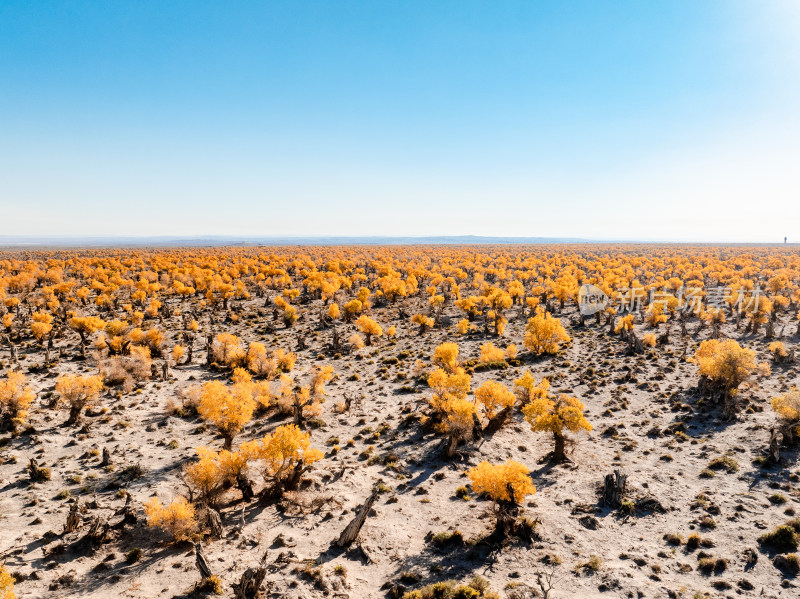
0 234 795 249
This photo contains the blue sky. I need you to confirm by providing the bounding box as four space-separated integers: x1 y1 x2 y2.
1 1 799 242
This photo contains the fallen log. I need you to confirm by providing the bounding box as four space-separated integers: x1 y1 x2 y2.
336 487 379 547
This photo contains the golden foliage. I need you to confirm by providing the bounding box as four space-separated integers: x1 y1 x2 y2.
439 397 476 442
54 374 104 422
212 333 246 367
0 565 15 599
523 393 592 436
31 311 53 342
184 446 226 503
468 460 535 504
768 341 787 359
197 380 256 448
343 299 362 322
522 389 591 459
69 315 106 342
693 338 756 396
328 303 340 319
240 424 323 490
411 313 434 333
479 342 505 363
433 342 459 372
348 333 365 350
144 496 198 541
172 344 184 364
356 315 383 343
246 342 276 378
772 388 800 431
614 314 634 334
0 371 35 429
645 304 668 327
513 371 550 403
523 311 570 355
428 367 471 412
474 380 515 419
310 365 334 397
274 348 296 372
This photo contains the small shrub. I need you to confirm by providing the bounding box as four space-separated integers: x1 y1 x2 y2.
773 553 800 575
455 486 471 501
707 456 739 473
759 524 800 552
665 533 683 546
196 574 223 595
429 530 465 548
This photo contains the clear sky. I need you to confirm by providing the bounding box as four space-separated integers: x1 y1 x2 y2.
1 1 799 242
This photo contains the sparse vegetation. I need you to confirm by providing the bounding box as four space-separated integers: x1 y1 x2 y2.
1 244 798 596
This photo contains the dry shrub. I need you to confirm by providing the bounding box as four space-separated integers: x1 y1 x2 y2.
100 350 151 393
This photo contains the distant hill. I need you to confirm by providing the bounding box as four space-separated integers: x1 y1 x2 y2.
0 235 597 248
0 235 792 248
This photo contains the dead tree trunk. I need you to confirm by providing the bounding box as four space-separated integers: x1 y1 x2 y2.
336 487 379 547
9 340 18 366
482 406 511 436
205 335 213 366
194 542 213 580
236 473 254 501
602 469 628 508
64 501 80 534
112 493 137 529
552 433 567 462
768 427 782 464
27 458 49 482
79 516 109 549
202 506 224 539
233 551 269 599
494 483 521 539
471 412 484 441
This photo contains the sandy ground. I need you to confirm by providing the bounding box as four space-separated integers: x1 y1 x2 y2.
1 290 799 599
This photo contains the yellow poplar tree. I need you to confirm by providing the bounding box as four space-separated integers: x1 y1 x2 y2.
240 424 323 496
474 380 516 420
355 315 383 345
693 338 755 416
197 380 256 449
522 392 591 462
523 311 570 355
54 374 104 425
0 370 35 431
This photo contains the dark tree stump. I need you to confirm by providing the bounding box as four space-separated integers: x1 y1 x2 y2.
233 551 268 599
602 469 628 508
236 473 255 502
64 501 80 534
201 506 224 539
79 516 110 549
768 427 782 464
